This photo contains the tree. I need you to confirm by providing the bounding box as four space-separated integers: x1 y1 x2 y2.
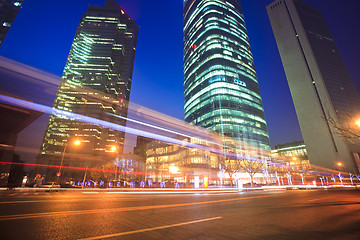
239 160 265 187
147 140 167 186
179 147 192 187
327 114 360 144
87 161 114 182
219 157 241 188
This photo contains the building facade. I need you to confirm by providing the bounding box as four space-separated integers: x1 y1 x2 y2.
145 138 220 187
272 141 307 159
183 0 270 152
271 140 310 171
38 0 138 179
267 0 360 173
133 136 152 158
0 0 24 46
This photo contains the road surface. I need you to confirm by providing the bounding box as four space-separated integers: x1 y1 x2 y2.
0 188 359 239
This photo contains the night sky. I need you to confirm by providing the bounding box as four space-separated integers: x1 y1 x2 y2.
0 0 359 152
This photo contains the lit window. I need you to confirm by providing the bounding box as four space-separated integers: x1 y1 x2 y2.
3 22 11 27
13 2 22 7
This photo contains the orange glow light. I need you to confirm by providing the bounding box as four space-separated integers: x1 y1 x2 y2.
356 119 360 127
74 140 81 146
169 165 179 174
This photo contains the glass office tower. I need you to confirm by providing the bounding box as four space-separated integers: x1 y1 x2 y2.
0 0 24 46
183 0 270 150
38 0 138 178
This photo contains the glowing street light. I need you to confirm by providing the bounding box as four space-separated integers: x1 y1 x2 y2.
335 162 344 176
110 146 120 181
169 165 179 174
111 146 117 152
57 139 81 184
169 164 180 187
356 119 360 127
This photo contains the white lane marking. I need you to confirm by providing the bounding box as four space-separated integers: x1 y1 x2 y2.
308 197 330 202
78 216 222 240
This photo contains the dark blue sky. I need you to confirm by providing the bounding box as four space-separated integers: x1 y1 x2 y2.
1 0 359 148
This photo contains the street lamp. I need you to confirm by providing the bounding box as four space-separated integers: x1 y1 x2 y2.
337 162 342 167
356 119 360 128
56 139 81 184
110 146 119 181
169 164 179 187
169 164 179 174
111 146 117 152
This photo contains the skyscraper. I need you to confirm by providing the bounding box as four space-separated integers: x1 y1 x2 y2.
0 0 24 46
183 0 270 151
38 0 138 178
267 0 360 173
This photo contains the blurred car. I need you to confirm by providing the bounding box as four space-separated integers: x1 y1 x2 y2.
243 182 263 188
60 183 82 188
39 182 60 188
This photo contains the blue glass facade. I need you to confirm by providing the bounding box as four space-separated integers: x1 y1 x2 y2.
183 0 270 150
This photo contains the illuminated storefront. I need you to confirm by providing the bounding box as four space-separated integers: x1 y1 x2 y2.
145 138 220 187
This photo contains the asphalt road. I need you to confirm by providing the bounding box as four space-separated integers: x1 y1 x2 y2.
0 189 359 240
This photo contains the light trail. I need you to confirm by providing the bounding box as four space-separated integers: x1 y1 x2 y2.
0 93 274 166
2 160 353 182
107 111 224 148
0 198 136 204
0 56 273 160
0 161 148 176
0 57 293 171
0 195 272 221
0 56 60 86
0 56 358 181
0 94 211 151
0 92 354 180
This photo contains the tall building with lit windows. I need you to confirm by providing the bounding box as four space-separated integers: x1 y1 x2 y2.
0 0 24 46
267 0 360 173
38 0 138 179
183 0 270 151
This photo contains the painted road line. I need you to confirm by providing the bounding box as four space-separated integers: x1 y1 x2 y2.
308 197 330 202
0 195 271 221
78 216 223 240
